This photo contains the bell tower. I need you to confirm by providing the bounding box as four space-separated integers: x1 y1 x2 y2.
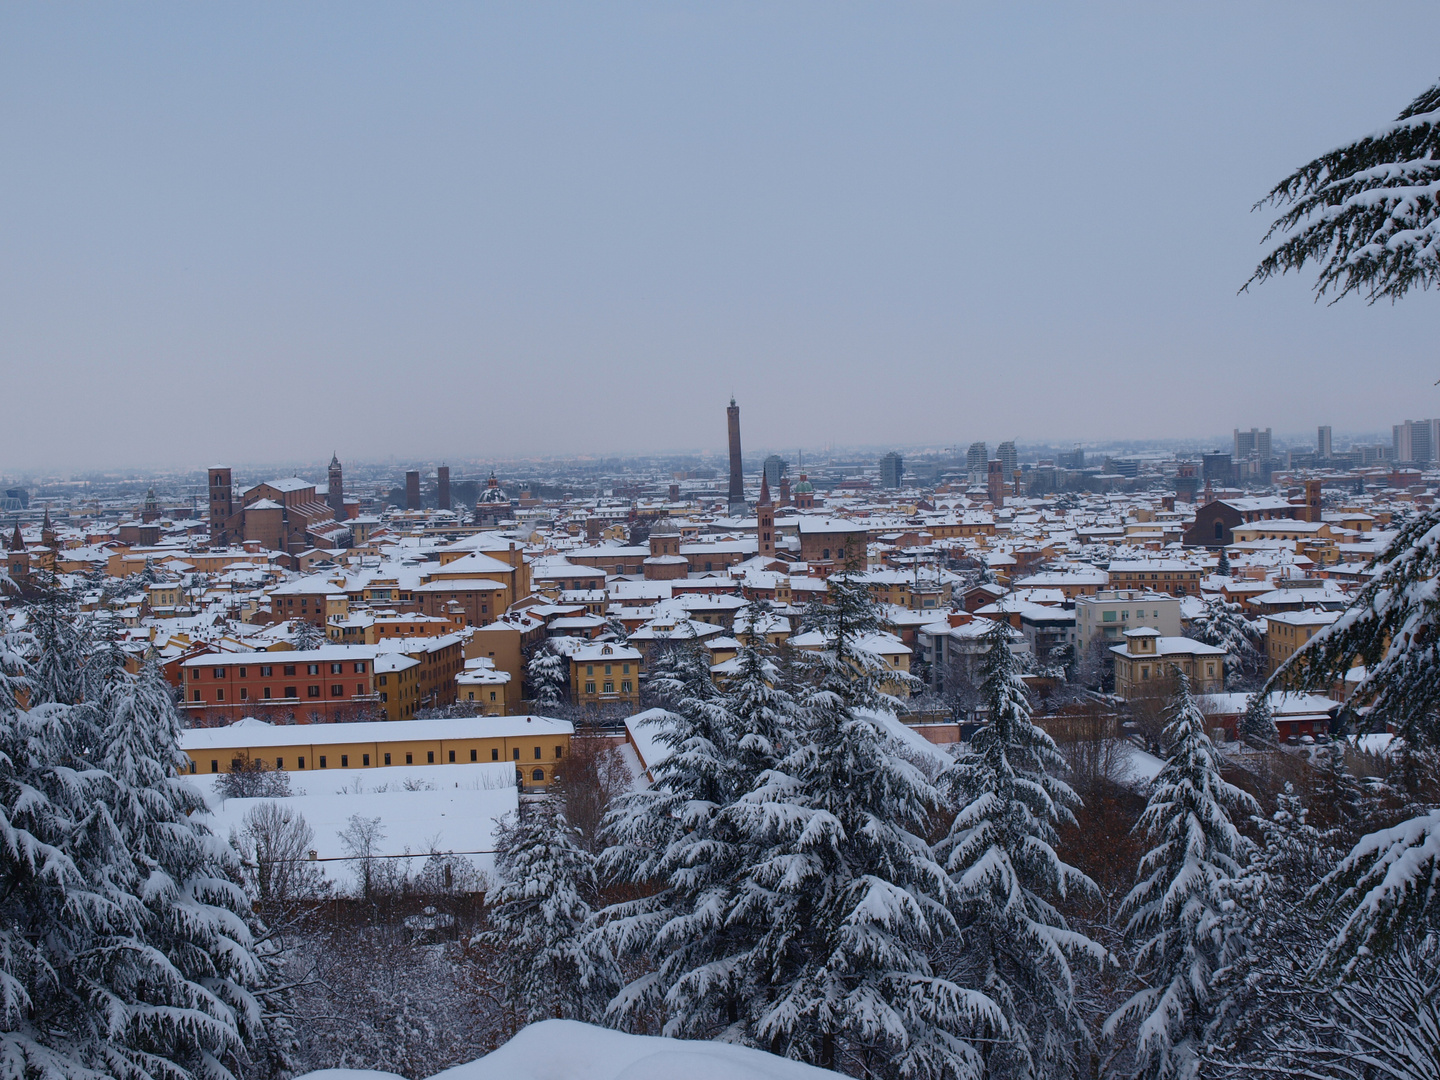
208 467 234 544
756 472 775 559
328 454 345 520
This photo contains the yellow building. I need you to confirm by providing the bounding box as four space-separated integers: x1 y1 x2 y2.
1265 610 1341 675
1109 627 1226 699
179 714 574 790
570 642 643 709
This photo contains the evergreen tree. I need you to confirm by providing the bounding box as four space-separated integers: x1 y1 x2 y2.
730 577 996 1077
1248 78 1440 303
289 620 326 652
1215 548 1230 578
0 618 272 1080
1238 692 1277 744
525 643 569 707
1188 598 1262 689
92 659 278 1080
24 589 90 705
596 641 743 1032
1204 786 1341 1074
725 606 794 786
1105 671 1257 1080
480 794 616 1026
1250 79 1440 978
936 620 1104 1079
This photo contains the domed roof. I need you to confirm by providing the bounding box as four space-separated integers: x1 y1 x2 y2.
793 473 815 494
478 472 509 503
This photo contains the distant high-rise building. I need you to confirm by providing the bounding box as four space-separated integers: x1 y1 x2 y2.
437 465 451 511
1317 425 1332 459
1056 449 1085 470
1393 418 1437 463
1234 427 1273 460
996 441 1017 477
727 399 746 515
966 442 988 473
1201 452 1233 487
405 470 421 510
879 451 904 489
763 455 788 490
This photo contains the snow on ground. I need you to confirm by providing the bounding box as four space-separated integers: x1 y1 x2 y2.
859 708 952 769
193 762 518 888
1123 745 1165 785
301 1019 839 1080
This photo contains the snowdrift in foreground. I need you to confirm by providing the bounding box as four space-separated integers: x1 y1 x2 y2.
299 1021 838 1080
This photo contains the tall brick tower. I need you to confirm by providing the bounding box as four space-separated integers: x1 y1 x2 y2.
987 459 1005 508
727 398 746 516
437 465 451 511
327 453 345 521
756 471 775 559
208 467 233 543
405 470 421 510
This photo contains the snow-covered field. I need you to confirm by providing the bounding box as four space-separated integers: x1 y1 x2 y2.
192 762 519 886
296 1020 839 1080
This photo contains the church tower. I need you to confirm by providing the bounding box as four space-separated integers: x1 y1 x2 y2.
209 467 234 543
328 454 345 521
757 471 775 559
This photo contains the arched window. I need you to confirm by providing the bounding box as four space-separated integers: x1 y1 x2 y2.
532 769 545 782
1214 520 1224 539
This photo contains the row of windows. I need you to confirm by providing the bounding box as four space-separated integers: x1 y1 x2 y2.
584 680 634 695
1100 609 1162 622
584 663 631 676
192 683 363 702
208 662 366 678
202 744 563 772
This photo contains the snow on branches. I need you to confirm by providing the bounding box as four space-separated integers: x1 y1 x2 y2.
1248 80 1440 303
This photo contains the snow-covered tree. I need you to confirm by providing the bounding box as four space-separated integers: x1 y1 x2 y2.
596 638 743 1035
729 578 997 1077
1215 548 1230 578
93 658 278 1080
1238 935 1440 1080
1312 806 1440 977
1248 79 1440 303
1187 597 1262 688
1249 77 1440 986
290 619 326 651
1238 691 1277 744
1204 784 1340 1072
23 589 91 705
936 619 1104 1079
479 794 616 1026
525 643 569 707
724 609 795 787
1105 671 1257 1080
0 612 274 1080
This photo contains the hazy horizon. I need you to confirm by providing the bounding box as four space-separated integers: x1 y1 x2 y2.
4 3 1439 472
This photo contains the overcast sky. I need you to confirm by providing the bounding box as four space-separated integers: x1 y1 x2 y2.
3 2 1438 473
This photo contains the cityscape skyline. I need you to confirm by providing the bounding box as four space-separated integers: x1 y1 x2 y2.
5 4 1440 471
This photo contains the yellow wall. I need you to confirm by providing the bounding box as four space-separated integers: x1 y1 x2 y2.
184 731 571 789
